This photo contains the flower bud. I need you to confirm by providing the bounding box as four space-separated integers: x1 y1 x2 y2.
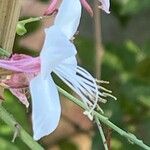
16 23 27 36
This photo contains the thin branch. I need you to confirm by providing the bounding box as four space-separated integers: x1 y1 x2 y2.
58 86 150 150
93 0 104 79
93 1 109 149
95 117 108 150
0 104 44 150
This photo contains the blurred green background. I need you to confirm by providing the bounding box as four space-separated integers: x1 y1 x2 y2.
0 0 150 149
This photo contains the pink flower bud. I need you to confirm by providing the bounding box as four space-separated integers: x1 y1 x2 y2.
44 0 59 16
80 0 94 17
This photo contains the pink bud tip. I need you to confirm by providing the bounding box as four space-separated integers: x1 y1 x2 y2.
80 0 94 17
44 0 58 16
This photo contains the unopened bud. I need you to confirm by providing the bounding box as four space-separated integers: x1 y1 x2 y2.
16 23 27 36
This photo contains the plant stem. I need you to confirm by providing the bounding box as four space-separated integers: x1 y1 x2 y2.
58 86 150 150
18 17 42 25
0 105 44 150
94 0 104 79
0 48 11 57
95 117 108 150
18 15 52 25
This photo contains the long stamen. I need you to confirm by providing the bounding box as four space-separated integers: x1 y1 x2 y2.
102 92 117 101
98 85 112 93
95 78 110 84
76 68 99 119
98 97 107 103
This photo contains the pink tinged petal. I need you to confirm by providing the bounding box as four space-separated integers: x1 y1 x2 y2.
80 0 94 17
30 74 61 140
99 0 110 14
10 88 29 108
54 0 81 39
2 73 30 107
10 54 32 60
40 26 76 79
4 74 29 88
44 0 58 16
0 54 40 73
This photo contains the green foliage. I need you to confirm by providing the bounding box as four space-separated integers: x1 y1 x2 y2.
0 90 31 150
0 138 19 150
111 0 150 25
77 36 150 149
75 36 95 74
121 0 150 15
14 16 42 55
18 17 42 37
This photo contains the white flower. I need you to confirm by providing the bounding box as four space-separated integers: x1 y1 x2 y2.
30 0 82 140
30 0 114 140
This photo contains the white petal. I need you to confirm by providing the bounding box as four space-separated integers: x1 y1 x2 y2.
30 74 61 140
54 56 90 106
55 0 81 39
99 0 110 14
40 26 76 78
54 57 99 111
56 56 77 74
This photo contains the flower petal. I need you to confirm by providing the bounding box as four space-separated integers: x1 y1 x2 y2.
30 74 61 140
40 26 76 79
44 0 58 16
0 54 40 73
4 74 29 88
99 0 110 14
80 0 93 17
54 56 99 112
54 0 81 39
10 88 29 108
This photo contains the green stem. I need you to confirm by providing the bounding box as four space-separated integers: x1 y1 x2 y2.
0 105 44 150
95 117 108 150
0 48 11 57
18 17 43 25
18 15 51 26
58 86 150 150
